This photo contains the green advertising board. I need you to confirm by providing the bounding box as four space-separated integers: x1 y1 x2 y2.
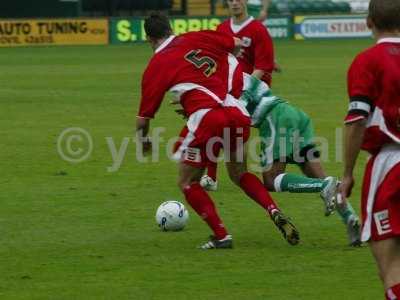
262 17 292 39
110 16 292 44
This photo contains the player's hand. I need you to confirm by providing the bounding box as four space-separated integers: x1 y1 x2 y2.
338 175 354 202
139 137 152 156
143 140 152 154
273 61 282 73
233 37 244 57
236 47 245 59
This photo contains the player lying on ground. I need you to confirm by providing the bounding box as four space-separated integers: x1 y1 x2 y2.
198 75 361 246
337 0 400 297
136 14 299 249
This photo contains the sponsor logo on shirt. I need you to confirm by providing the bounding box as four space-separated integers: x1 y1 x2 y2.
242 37 252 47
184 147 201 163
374 210 392 236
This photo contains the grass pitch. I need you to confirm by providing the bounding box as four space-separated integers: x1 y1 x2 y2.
0 40 382 299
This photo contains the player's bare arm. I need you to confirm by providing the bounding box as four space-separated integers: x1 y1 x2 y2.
339 119 367 200
251 69 266 80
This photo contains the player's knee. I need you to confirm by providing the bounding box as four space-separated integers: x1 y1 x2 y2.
226 162 247 186
227 170 242 186
383 257 400 287
263 179 275 191
377 268 386 283
262 174 277 191
372 240 400 286
177 178 192 192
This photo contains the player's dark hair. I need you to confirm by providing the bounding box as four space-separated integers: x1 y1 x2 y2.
144 13 172 40
368 0 400 31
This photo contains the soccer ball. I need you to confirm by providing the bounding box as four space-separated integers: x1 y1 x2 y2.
155 201 189 231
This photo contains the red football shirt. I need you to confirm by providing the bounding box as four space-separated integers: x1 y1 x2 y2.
345 38 400 154
217 16 274 86
138 30 243 119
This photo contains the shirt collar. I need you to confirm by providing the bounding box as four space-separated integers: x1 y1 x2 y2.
377 37 400 44
230 16 254 34
155 35 176 53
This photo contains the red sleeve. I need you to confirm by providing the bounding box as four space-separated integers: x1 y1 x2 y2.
253 24 275 74
138 59 169 119
216 21 228 34
345 52 376 124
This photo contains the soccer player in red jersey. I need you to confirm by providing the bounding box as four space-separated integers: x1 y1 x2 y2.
136 14 299 249
217 0 275 86
338 0 400 297
202 0 276 187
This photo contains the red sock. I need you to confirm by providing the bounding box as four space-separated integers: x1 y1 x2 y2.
183 183 228 240
239 172 279 216
207 162 218 181
386 283 400 300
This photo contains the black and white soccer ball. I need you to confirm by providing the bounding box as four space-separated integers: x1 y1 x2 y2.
155 201 189 231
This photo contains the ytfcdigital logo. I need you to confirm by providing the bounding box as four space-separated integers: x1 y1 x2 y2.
57 128 93 163
57 126 345 172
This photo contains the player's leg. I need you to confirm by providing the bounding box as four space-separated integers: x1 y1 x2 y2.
206 161 217 182
272 108 334 195
370 238 400 298
299 158 338 214
301 158 361 245
300 158 326 178
258 105 329 193
258 107 335 212
225 136 278 216
302 158 360 239
178 161 232 249
262 104 360 243
302 157 361 244
201 137 221 191
274 161 330 193
262 161 286 191
263 157 339 218
262 156 344 216
225 134 300 246
367 158 400 292
271 107 338 215
260 155 330 195
174 115 232 249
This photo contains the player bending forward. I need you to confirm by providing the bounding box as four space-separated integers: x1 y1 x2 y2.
338 0 400 297
200 75 361 246
136 14 299 249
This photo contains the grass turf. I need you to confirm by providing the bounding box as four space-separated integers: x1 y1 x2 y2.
0 39 382 299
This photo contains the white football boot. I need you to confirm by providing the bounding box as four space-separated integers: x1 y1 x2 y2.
320 176 338 216
200 175 218 192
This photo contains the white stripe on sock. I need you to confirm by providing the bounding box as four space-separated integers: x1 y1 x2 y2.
274 173 286 192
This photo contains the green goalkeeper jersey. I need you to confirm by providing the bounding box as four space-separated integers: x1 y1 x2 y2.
240 74 284 127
